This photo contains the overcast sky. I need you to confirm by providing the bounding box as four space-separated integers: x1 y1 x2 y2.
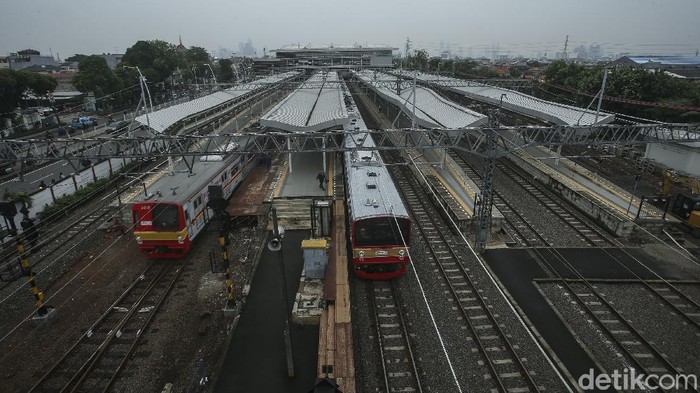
1 0 698 59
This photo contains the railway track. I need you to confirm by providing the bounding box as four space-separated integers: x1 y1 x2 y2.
368 280 423 393
448 150 698 375
495 158 617 248
29 261 185 393
448 150 545 247
0 165 162 289
539 248 688 380
451 150 700 330
449 149 617 248
385 154 541 392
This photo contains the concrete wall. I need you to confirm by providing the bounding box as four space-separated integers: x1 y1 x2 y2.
645 143 700 176
369 55 393 68
506 151 635 237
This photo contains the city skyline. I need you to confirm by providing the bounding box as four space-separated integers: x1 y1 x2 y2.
1 0 698 60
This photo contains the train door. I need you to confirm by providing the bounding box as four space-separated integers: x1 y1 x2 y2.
183 202 194 238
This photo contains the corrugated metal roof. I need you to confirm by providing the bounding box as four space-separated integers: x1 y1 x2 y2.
260 71 348 132
626 56 700 66
406 71 614 126
354 70 487 128
136 72 298 133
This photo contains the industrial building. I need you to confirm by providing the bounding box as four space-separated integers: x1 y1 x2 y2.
252 45 396 74
610 55 700 79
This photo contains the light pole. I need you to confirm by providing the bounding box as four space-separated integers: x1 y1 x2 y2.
268 208 295 378
124 66 153 131
203 63 219 91
192 66 199 93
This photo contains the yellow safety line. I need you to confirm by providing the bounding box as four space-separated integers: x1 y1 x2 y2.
443 157 477 214
273 158 289 198
425 161 474 217
327 153 334 198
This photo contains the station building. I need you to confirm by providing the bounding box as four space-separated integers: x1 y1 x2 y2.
254 45 397 75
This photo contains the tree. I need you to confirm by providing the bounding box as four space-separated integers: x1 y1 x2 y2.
540 60 700 122
121 40 184 83
409 49 429 70
0 69 57 113
218 59 234 83
73 56 122 98
24 73 57 96
0 69 25 113
186 46 209 64
65 54 87 63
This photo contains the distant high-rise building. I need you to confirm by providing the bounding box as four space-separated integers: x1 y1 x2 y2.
238 39 256 57
589 44 603 59
573 45 588 59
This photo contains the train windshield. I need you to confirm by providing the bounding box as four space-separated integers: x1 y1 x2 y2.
151 204 181 230
355 217 410 247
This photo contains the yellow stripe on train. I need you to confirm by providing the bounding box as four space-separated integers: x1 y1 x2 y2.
134 228 189 241
353 247 407 258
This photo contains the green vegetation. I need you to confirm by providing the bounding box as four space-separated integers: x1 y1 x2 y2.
73 56 123 98
37 178 110 220
2 190 33 208
65 54 88 63
539 60 700 122
70 39 217 111
398 51 501 78
218 59 235 83
0 69 58 113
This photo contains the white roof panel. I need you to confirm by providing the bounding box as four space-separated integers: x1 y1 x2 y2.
405 71 614 126
354 70 487 128
136 72 298 133
260 71 348 132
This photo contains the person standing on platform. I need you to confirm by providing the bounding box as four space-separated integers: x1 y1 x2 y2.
316 171 326 191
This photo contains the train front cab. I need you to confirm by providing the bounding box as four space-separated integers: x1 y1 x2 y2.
671 193 700 231
351 216 411 279
132 202 191 258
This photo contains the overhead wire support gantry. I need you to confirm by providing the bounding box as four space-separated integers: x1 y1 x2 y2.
1 122 698 163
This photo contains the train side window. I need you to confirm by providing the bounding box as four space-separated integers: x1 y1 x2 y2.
185 209 190 222
133 211 140 228
194 199 199 209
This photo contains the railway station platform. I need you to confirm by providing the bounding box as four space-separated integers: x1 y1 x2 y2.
505 139 676 237
382 133 505 235
275 152 334 198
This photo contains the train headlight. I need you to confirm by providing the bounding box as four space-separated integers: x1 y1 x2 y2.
136 236 142 244
177 236 184 244
399 249 405 260
358 250 365 260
